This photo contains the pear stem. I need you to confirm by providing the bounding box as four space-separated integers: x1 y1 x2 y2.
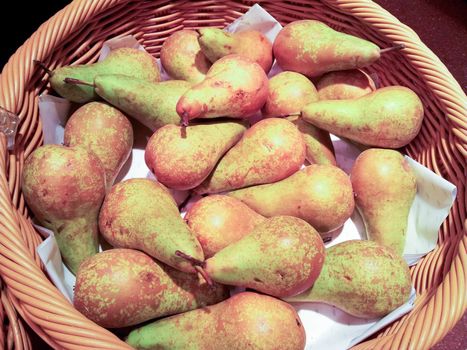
64 77 95 87
33 60 53 76
175 250 212 285
181 112 189 127
195 266 213 286
380 44 405 54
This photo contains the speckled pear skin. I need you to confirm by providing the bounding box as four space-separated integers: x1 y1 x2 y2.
317 69 376 100
22 145 106 273
64 102 133 190
273 20 380 77
145 120 247 190
198 28 273 73
195 118 306 194
51 48 161 103
98 178 204 273
286 240 412 318
94 74 191 131
73 249 228 328
176 54 269 123
286 115 336 166
229 165 354 234
184 195 265 258
126 292 306 350
160 29 211 83
205 216 325 298
351 149 416 255
301 86 424 148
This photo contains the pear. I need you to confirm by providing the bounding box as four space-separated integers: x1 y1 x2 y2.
74 249 228 328
64 102 133 189
198 28 273 72
184 195 265 258
301 86 424 148
195 118 306 194
22 145 106 273
286 240 412 318
160 29 211 83
176 54 268 125
229 164 354 234
203 216 325 298
351 149 416 254
49 47 160 103
126 291 306 350
145 120 247 190
317 69 376 100
98 178 204 273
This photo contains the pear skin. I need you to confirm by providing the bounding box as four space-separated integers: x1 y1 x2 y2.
22 145 106 273
351 149 416 254
176 54 268 124
145 120 247 190
51 48 160 103
301 86 424 148
64 102 133 189
273 20 380 77
74 249 228 328
184 195 265 258
195 118 306 194
229 164 354 234
317 69 376 100
204 216 325 298
286 240 412 318
98 178 204 273
160 30 211 83
126 292 306 350
198 28 273 72
93 74 191 130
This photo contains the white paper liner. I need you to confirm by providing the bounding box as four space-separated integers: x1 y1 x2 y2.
34 4 456 349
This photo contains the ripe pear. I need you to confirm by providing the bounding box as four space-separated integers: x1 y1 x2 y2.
22 145 106 273
64 102 133 189
98 178 204 273
145 120 247 190
49 47 160 103
160 29 211 83
229 164 354 234
195 118 306 194
198 28 273 72
74 249 228 328
126 291 306 350
286 240 412 318
176 54 268 125
301 86 424 148
184 195 265 258
203 216 325 298
351 149 416 254
317 69 376 100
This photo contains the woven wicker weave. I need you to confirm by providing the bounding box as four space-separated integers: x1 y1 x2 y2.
0 0 465 349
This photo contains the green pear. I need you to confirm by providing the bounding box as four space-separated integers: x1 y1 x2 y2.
273 20 381 77
50 48 160 103
176 54 268 125
126 291 306 350
229 164 354 234
98 178 204 273
64 102 133 189
351 149 416 255
195 118 306 194
286 240 412 318
301 86 424 148
198 28 273 72
74 249 228 328
317 69 376 100
204 216 325 298
145 120 247 190
22 145 106 273
185 195 265 258
160 29 211 83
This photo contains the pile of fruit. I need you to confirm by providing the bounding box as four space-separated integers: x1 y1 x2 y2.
24 19 425 349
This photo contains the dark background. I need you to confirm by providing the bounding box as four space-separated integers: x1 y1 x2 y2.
0 1 465 349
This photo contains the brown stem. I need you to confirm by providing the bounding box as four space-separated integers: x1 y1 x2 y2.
195 266 213 286
175 250 205 266
181 112 189 127
380 44 405 54
63 77 95 87
33 60 53 76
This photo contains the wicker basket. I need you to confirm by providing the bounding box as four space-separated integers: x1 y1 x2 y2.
0 0 465 349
